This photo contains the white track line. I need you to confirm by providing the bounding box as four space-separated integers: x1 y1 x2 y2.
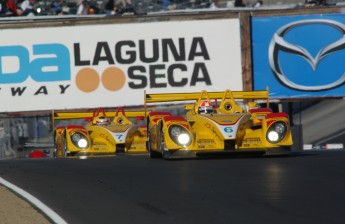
0 177 68 224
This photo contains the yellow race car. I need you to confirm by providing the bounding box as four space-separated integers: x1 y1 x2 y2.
145 89 293 159
53 107 147 158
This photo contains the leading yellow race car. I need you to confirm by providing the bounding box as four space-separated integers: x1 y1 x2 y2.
145 89 293 159
53 107 147 158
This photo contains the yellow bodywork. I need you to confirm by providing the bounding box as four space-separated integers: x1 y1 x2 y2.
53 107 147 158
145 89 293 159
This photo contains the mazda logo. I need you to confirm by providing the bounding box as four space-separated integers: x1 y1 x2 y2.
269 19 345 91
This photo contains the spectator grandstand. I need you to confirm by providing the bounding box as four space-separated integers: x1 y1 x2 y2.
1 0 345 17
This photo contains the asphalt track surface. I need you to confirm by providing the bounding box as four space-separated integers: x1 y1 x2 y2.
1 150 345 224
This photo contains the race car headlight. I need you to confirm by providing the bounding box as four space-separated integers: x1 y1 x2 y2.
267 131 279 142
71 132 89 149
178 133 190 145
266 121 287 143
168 125 191 146
77 139 88 148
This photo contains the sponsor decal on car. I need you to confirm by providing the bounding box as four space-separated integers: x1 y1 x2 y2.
242 137 262 145
197 139 216 148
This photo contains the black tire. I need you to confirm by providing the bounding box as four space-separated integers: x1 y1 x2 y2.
53 131 57 158
62 139 69 158
158 128 170 159
62 131 72 158
147 117 161 158
147 140 160 158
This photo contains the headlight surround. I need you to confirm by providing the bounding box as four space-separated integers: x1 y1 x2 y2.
266 121 288 144
168 125 191 146
170 126 181 137
70 132 89 149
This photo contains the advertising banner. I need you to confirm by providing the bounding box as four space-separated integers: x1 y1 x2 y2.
0 18 242 112
252 14 345 98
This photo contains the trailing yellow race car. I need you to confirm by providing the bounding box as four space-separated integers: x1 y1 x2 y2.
145 89 293 159
53 107 147 158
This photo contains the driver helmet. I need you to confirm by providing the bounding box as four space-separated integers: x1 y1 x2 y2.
96 116 110 125
198 101 214 114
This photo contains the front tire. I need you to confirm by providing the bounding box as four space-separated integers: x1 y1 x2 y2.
62 139 70 158
158 129 170 160
147 119 160 158
147 141 160 158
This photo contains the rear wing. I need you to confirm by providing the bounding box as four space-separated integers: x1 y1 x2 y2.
53 111 148 120
53 112 94 120
144 88 270 116
144 89 269 104
52 108 149 130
